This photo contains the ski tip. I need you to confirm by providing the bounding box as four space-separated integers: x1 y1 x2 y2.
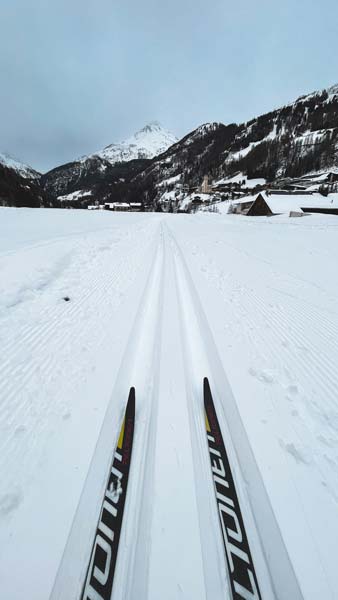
127 387 136 414
203 378 213 408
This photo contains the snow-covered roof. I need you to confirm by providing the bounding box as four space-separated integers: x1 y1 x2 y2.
104 202 129 208
235 192 338 215
180 193 212 209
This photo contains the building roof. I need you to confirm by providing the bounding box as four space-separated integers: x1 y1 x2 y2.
234 192 338 215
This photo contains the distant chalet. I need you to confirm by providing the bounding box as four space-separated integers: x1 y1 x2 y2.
87 202 143 212
232 192 338 217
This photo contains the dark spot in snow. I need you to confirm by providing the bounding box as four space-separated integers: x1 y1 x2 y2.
63 296 70 302
0 490 23 517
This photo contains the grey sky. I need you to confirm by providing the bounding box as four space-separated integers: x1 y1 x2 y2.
1 0 338 172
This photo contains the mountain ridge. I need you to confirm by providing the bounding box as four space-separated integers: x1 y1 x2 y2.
0 152 41 180
2 82 338 208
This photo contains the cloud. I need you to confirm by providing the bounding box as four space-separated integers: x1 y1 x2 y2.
0 0 337 171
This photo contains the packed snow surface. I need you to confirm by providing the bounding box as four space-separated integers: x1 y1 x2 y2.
1 208 338 599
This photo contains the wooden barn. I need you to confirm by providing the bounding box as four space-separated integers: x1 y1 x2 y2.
233 192 338 217
246 194 273 216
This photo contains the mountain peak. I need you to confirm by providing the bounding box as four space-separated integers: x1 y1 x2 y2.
90 122 178 165
0 152 40 179
139 121 162 133
327 83 338 96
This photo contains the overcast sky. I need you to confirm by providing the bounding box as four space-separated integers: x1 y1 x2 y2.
1 0 338 172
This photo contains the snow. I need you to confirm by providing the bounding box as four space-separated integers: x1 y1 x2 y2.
87 122 178 165
292 129 333 146
229 191 338 215
228 127 278 162
58 189 92 202
227 141 258 161
296 83 338 105
158 174 182 187
1 208 338 599
214 172 266 188
180 192 212 209
0 152 40 179
159 190 177 203
192 123 223 136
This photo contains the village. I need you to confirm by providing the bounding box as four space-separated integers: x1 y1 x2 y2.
86 169 338 217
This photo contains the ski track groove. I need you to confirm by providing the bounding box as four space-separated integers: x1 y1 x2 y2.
174 233 338 597
3 215 338 599
49 222 164 600
168 225 277 599
168 224 315 600
121 225 165 600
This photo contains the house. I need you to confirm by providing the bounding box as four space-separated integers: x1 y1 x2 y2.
231 198 255 215
104 202 130 211
233 192 338 217
268 189 313 196
129 203 142 211
246 194 273 216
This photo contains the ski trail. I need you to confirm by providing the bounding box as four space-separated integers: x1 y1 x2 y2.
147 229 207 600
168 225 304 600
119 224 164 600
50 225 164 600
180 233 338 595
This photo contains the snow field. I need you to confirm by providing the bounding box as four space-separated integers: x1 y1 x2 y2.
1 209 338 599
171 213 338 598
0 212 162 599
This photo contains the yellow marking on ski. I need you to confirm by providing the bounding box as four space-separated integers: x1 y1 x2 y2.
205 412 211 433
117 417 126 449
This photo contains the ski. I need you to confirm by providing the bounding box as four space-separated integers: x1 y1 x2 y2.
204 377 262 600
81 387 135 600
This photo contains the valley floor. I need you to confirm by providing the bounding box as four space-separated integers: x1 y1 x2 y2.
1 208 338 599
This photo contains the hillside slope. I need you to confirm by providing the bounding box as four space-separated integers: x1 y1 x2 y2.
0 163 54 208
132 84 338 209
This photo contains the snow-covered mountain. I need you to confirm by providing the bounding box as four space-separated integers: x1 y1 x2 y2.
129 81 338 210
89 122 178 165
39 81 338 209
0 152 40 180
41 122 178 201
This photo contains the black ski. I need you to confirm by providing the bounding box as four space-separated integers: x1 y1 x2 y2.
81 387 135 600
204 377 262 600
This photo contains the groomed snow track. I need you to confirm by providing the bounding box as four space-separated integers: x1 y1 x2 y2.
50 223 307 600
1 211 337 600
